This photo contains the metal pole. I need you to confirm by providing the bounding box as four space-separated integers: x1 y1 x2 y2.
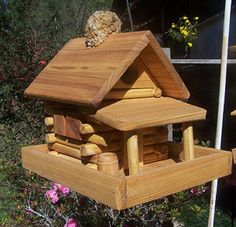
126 0 134 31
208 0 232 226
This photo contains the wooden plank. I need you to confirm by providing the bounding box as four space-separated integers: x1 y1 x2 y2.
141 159 176 172
113 57 158 89
65 115 82 140
25 31 189 107
126 146 232 208
142 31 190 100
21 144 126 210
54 113 66 136
93 97 206 131
25 32 150 107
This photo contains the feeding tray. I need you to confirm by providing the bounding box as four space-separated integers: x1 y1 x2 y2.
21 31 232 210
22 143 231 210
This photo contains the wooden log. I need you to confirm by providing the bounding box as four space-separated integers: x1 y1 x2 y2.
48 150 97 170
80 123 113 134
55 134 121 153
80 143 102 156
138 130 144 167
49 143 81 159
126 131 139 175
83 131 121 146
44 117 54 126
55 135 83 149
104 88 162 100
232 148 236 164
182 122 194 161
97 153 119 176
45 133 57 143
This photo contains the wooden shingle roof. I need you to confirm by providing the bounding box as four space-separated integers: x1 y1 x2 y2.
25 31 189 107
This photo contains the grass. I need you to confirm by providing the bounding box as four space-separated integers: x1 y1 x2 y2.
0 170 18 225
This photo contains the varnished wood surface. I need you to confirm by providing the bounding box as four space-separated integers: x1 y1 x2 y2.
21 143 231 210
25 31 189 106
125 145 232 208
93 97 206 131
231 110 236 116
21 144 126 210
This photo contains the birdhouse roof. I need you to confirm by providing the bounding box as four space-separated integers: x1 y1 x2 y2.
92 97 206 131
25 31 189 107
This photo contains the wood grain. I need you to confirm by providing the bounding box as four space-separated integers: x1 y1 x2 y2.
25 31 189 106
182 123 194 161
25 32 150 107
142 31 190 100
231 110 236 116
93 97 206 131
232 148 236 164
21 144 126 210
113 57 158 89
125 145 232 208
21 143 231 210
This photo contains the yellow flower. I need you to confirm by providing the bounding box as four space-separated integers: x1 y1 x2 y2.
183 16 188 20
182 30 189 36
185 19 190 23
188 42 193 47
180 26 184 31
194 16 199 20
171 23 176 28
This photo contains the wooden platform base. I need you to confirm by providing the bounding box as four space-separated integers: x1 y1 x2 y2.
21 143 232 210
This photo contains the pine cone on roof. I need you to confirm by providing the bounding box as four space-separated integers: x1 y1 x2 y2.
84 11 122 48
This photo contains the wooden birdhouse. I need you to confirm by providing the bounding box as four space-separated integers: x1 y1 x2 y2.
22 31 232 210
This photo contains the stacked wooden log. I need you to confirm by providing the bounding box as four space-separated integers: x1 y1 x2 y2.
44 106 168 175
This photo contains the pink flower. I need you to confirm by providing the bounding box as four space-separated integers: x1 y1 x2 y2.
64 218 79 227
45 189 59 204
40 59 47 65
53 183 70 196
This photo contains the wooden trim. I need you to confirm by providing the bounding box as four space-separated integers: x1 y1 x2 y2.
21 144 126 210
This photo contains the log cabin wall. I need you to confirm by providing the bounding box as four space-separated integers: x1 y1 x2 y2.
44 103 169 176
43 56 169 176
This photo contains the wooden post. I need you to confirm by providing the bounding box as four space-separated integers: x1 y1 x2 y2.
125 131 139 175
182 122 194 161
137 130 143 168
